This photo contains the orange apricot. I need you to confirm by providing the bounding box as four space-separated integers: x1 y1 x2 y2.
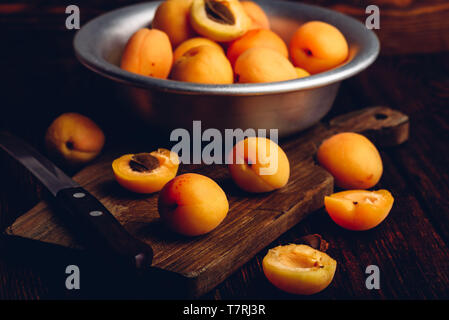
324 189 394 231
263 244 337 295
45 113 105 165
120 28 173 78
289 21 349 74
112 149 179 194
317 132 383 189
152 0 196 48
240 1 270 30
158 173 229 236
170 45 233 84
227 29 288 66
173 37 223 62
234 47 296 83
295 67 310 78
228 137 290 193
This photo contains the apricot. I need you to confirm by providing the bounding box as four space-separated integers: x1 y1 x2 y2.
152 0 196 48
158 173 229 236
295 67 310 78
112 149 179 194
226 29 288 66
289 21 349 74
170 45 233 84
240 1 270 30
45 113 105 165
120 28 173 78
228 137 290 193
325 189 394 231
190 0 251 42
173 37 223 62
317 132 383 189
234 47 297 83
263 244 337 295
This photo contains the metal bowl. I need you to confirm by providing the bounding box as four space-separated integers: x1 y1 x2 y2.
74 0 379 137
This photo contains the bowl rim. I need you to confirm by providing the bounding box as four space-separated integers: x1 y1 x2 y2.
73 0 380 96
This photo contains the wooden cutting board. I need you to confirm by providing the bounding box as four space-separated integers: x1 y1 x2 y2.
5 106 408 297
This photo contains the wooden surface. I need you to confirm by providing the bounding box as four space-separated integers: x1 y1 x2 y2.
5 107 408 297
0 0 449 300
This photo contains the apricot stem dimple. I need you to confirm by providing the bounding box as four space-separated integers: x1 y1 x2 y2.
205 0 235 25
129 153 160 173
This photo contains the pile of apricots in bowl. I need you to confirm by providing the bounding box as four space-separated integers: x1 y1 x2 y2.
119 0 350 84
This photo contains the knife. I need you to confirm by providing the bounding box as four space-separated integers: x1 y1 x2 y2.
0 131 153 270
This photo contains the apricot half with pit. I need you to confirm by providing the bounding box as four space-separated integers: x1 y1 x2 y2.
112 149 179 194
317 132 383 189
263 244 337 295
228 137 290 193
325 189 394 231
158 173 229 236
190 0 251 42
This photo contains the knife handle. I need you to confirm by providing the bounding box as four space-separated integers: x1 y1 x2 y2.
55 187 153 269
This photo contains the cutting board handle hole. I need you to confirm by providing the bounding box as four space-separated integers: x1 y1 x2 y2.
374 113 388 120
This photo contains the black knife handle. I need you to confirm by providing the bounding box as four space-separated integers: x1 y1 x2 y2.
55 187 153 269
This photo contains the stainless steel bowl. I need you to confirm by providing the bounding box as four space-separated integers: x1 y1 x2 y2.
74 0 379 137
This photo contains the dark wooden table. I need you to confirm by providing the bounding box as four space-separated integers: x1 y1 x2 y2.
0 0 448 300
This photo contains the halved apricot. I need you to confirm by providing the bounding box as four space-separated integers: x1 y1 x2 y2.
324 189 394 231
263 244 337 295
112 149 179 194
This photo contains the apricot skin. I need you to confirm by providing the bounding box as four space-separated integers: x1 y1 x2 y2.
263 244 337 295
227 29 288 66
241 1 270 30
112 149 179 194
290 21 349 74
317 132 383 189
228 137 290 193
45 113 105 165
325 189 394 231
295 67 310 78
152 0 196 48
171 45 233 84
173 37 223 62
120 28 173 78
234 47 297 83
158 173 229 236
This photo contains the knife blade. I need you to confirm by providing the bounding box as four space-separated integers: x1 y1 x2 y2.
0 131 153 270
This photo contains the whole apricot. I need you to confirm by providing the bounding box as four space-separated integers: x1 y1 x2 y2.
152 0 196 48
234 47 297 83
45 113 105 165
171 45 233 84
227 29 288 66
290 21 349 74
263 244 337 295
317 132 383 189
190 0 251 42
158 173 229 236
112 149 179 194
295 67 310 78
120 28 173 78
173 37 223 62
241 1 270 30
324 189 394 231
228 137 290 193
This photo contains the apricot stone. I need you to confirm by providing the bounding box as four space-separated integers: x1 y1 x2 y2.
290 21 349 74
152 0 196 48
263 244 337 295
45 113 105 166
173 37 223 62
158 173 229 236
120 28 173 78
190 0 251 42
170 45 233 84
241 1 270 30
234 47 297 83
112 149 179 194
317 132 383 189
228 137 290 193
227 29 288 66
